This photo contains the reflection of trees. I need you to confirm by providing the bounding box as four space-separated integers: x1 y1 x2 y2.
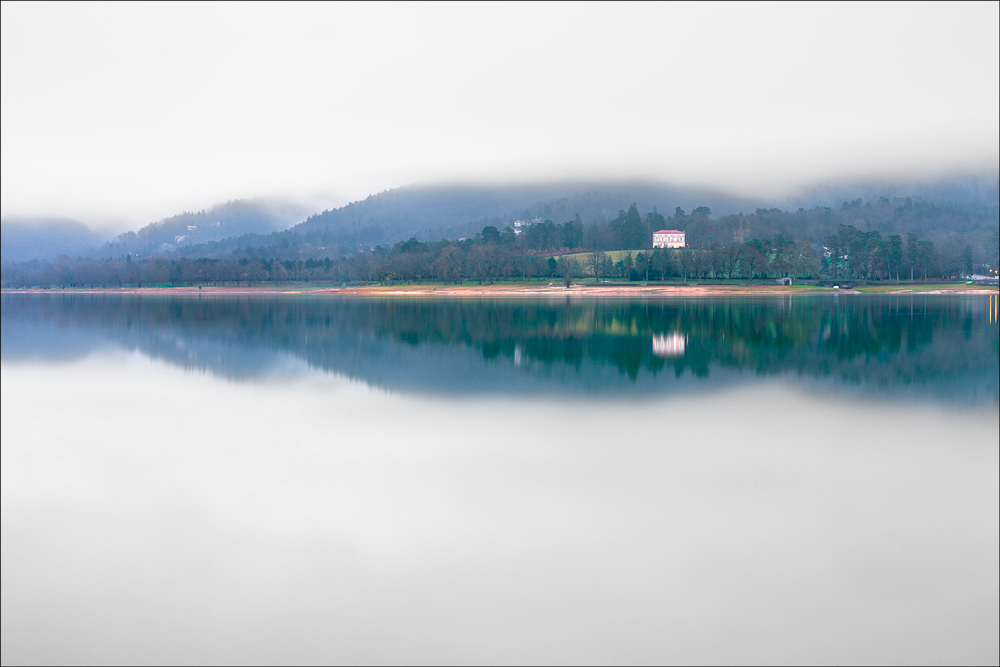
3 294 997 395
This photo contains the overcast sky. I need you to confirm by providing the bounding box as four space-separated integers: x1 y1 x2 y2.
2 1 998 230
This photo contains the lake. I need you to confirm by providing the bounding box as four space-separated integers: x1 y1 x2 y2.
2 293 998 664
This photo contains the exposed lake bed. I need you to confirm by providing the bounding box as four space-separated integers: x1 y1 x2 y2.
5 282 997 297
2 293 998 664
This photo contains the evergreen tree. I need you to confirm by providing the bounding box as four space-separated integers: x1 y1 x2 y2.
624 203 644 249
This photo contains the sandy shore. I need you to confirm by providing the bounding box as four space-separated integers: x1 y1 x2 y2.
3 284 995 296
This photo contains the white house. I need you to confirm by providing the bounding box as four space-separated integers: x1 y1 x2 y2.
652 229 685 249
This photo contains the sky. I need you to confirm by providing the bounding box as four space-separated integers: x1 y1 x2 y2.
1 1 998 230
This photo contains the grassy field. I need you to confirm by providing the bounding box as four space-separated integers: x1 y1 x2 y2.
555 250 649 263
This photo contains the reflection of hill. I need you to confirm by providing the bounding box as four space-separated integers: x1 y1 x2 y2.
2 294 997 403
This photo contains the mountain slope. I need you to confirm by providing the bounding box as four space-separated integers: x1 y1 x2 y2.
102 199 310 256
294 181 767 244
1 218 105 262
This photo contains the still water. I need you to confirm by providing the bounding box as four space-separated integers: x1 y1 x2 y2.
2 294 998 664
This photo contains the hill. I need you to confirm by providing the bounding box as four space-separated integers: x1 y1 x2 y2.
293 181 766 250
100 199 310 256
0 218 105 262
167 181 768 259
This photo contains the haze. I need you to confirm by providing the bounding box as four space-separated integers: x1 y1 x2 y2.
2 2 998 229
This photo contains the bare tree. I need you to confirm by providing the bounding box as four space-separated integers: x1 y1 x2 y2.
588 251 604 282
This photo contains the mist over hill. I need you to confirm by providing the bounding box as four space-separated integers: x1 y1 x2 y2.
167 181 770 259
293 181 767 249
782 173 1000 212
165 175 997 262
99 199 310 256
0 218 105 262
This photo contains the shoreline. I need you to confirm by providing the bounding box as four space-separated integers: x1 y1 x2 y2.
2 283 996 297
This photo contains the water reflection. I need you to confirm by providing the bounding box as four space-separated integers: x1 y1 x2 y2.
2 293 998 663
652 332 685 357
2 293 997 403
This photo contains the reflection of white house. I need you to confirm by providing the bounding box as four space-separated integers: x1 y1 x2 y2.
652 333 685 357
653 229 685 248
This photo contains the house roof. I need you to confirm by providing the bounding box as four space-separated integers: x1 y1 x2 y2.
654 230 684 234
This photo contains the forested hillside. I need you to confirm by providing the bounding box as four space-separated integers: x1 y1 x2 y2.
157 178 1000 261
99 199 310 256
291 182 764 248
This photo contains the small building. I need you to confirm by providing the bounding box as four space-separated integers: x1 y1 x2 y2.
776 277 792 285
653 229 685 249
512 218 544 235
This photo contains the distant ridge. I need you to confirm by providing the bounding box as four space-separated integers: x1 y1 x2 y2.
0 217 104 262
101 199 310 256
781 173 1000 212
297 180 766 239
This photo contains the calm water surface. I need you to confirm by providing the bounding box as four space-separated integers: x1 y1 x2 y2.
2 294 998 664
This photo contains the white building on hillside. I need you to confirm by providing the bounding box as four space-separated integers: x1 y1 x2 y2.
512 218 543 235
653 229 685 248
